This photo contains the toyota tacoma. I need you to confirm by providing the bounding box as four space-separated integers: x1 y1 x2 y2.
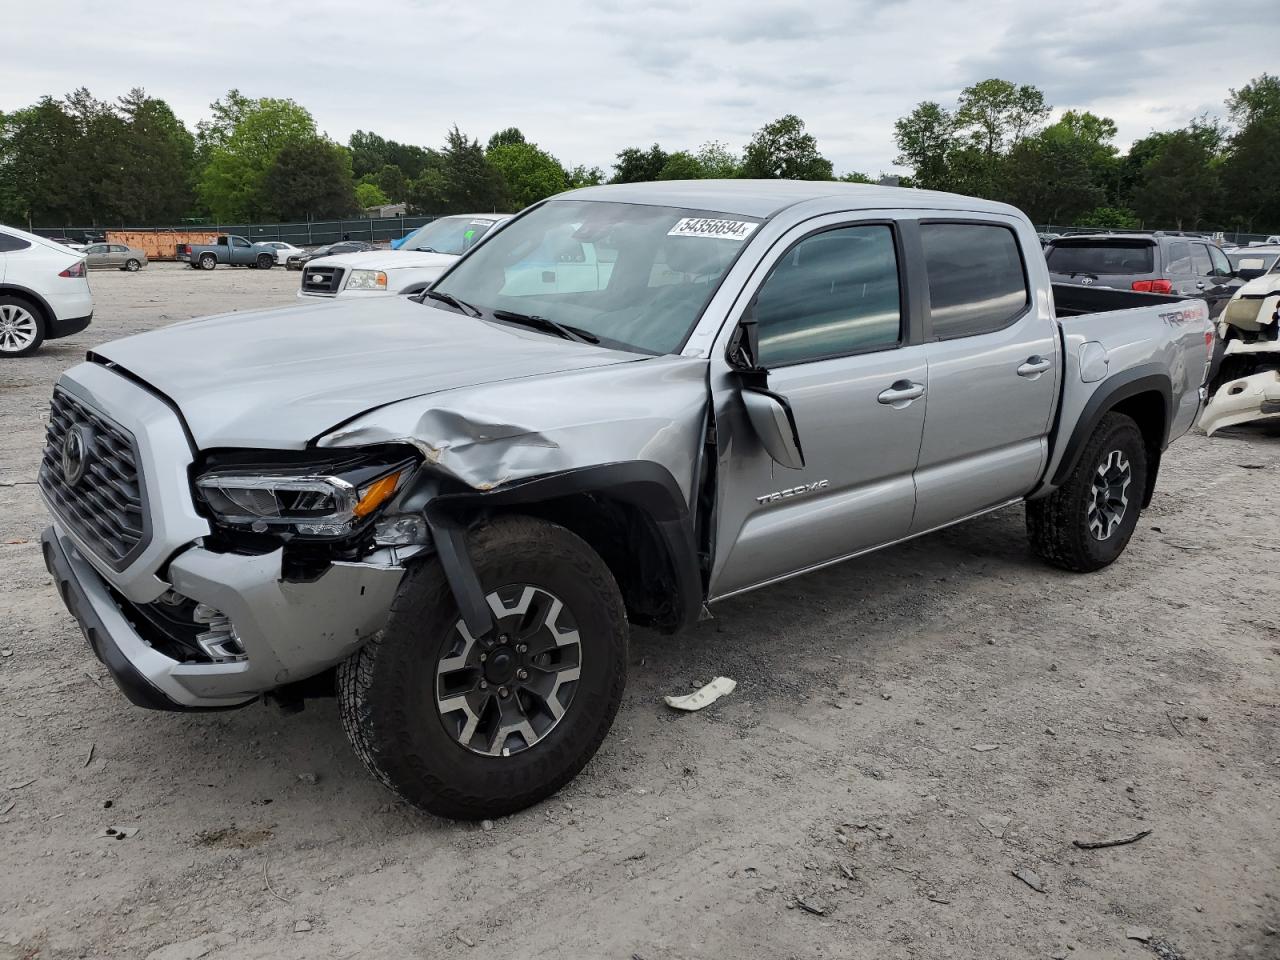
39 181 1213 819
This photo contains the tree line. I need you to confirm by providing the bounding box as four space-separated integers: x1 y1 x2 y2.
0 76 1276 232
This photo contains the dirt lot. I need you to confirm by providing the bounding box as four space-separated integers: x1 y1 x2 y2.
1 263 1278 960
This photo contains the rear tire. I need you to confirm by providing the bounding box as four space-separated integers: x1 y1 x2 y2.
199 254 216 270
0 295 46 358
338 515 628 820
1027 412 1147 572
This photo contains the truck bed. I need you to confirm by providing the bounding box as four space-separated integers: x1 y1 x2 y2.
1051 282 1191 317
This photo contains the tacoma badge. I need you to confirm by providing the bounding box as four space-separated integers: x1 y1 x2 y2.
756 479 829 505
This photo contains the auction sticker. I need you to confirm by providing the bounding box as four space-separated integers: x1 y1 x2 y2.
667 218 758 241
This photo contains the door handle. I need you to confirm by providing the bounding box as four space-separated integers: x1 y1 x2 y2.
877 380 925 405
1017 356 1052 377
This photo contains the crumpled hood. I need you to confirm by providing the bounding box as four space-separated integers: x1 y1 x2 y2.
95 297 637 449
307 250 458 271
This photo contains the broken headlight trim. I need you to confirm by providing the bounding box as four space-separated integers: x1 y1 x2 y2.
195 457 415 539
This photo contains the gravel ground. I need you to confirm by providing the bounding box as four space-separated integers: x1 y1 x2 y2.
1 263 1278 960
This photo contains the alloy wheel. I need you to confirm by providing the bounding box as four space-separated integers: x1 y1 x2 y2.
0 304 38 353
436 584 582 757
1087 449 1132 540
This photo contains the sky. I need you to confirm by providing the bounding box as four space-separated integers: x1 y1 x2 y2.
3 0 1277 177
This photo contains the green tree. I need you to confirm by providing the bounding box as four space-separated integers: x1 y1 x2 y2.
657 151 705 180
261 138 358 220
0 98 82 225
487 127 526 151
956 79 1049 156
695 140 741 178
838 171 875 184
1079 206 1140 229
611 144 669 183
355 181 390 208
487 141 566 208
370 163 409 202
197 94 318 220
741 114 833 180
1004 111 1117 223
409 126 506 214
1221 74 1280 231
1129 124 1221 230
893 101 957 190
564 164 604 189
113 88 196 223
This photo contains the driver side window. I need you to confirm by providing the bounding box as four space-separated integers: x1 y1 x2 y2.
754 224 903 367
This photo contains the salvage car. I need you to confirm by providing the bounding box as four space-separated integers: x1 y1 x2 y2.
297 214 511 299
1201 252 1280 434
38 182 1213 819
1 223 93 358
84 242 147 272
1046 232 1242 317
177 235 277 270
285 240 373 270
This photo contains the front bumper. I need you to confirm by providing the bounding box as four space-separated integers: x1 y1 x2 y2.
43 523 405 710
1201 368 1280 435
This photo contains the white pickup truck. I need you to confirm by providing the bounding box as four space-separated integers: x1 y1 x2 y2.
298 214 511 299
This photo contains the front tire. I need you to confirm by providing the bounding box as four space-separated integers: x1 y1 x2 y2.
1027 412 1147 572
257 254 274 270
338 515 628 820
124 258 141 272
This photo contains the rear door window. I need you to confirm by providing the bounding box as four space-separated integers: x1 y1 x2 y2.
1046 240 1155 275
921 223 1030 340
1191 244 1213 277
1207 245 1232 278
1165 241 1192 275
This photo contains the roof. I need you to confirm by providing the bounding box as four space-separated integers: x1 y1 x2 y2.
558 179 1024 220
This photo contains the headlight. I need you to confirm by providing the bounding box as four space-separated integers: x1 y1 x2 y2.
195 455 414 539
345 269 387 291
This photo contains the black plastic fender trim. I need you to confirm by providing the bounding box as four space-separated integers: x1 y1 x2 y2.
1050 364 1173 490
419 462 704 637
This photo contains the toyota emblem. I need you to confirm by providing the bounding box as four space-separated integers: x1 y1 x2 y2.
61 423 95 485
1081 277 1094 285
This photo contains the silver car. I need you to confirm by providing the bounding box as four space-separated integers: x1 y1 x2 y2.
37 181 1212 820
84 243 147 272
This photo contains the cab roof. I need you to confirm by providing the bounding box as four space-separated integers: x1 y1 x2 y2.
559 179 1024 221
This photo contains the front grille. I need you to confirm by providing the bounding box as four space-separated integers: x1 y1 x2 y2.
301 265 343 294
39 388 149 571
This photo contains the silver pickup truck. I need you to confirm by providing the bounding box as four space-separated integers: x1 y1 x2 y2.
38 181 1213 819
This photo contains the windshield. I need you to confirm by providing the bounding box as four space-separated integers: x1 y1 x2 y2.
1046 240 1155 275
431 200 759 354
402 215 503 255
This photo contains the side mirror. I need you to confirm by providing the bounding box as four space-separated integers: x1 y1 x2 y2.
741 388 806 470
727 308 806 470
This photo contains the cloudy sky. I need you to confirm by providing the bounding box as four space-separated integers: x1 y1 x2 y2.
4 0 1276 176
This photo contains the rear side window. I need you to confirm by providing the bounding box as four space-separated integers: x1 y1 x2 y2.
1208 245 1232 277
1191 245 1213 276
921 223 1029 340
1165 241 1192 275
754 224 903 366
1046 240 1154 275
0 233 32 252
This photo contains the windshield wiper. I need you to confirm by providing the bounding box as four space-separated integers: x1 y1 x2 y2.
490 309 600 344
421 289 482 317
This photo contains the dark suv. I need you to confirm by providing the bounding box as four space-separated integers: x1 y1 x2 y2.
1046 233 1241 317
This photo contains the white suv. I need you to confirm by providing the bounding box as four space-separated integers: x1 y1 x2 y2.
297 214 512 300
0 224 94 358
